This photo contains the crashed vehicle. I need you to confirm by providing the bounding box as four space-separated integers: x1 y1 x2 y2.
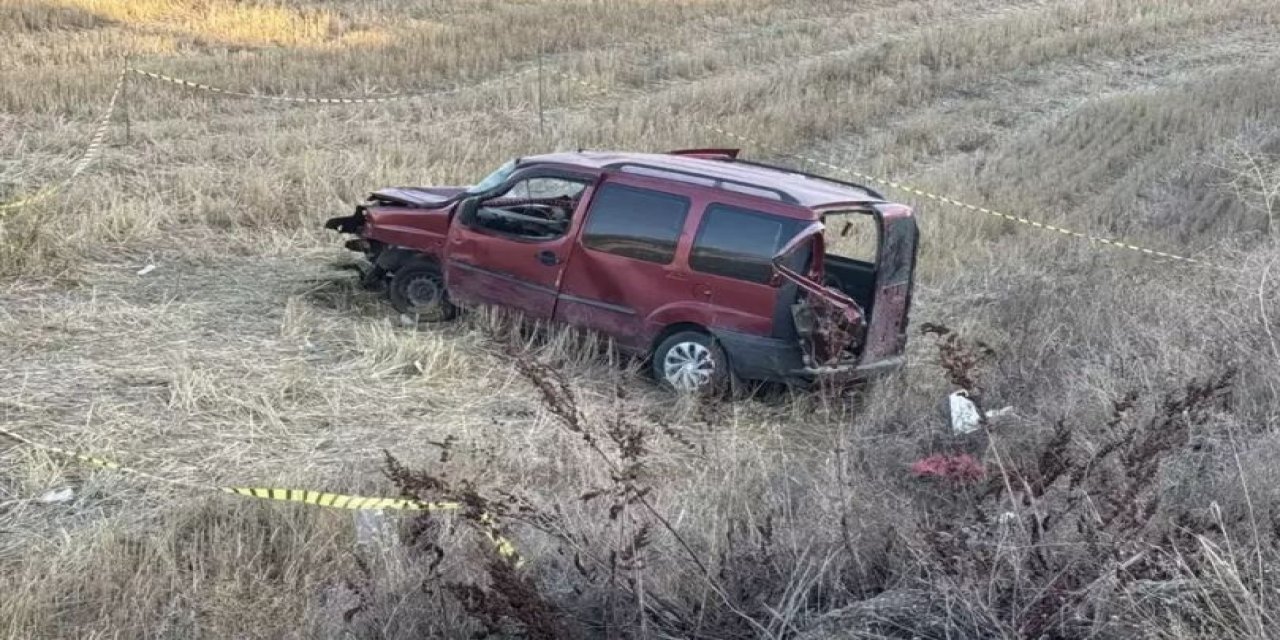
326 149 918 392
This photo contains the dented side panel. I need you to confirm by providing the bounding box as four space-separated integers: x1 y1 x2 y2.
553 172 705 352
445 259 559 317
361 206 453 256
556 173 806 354
553 235 704 352
443 204 590 320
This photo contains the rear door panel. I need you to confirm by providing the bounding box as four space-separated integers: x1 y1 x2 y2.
554 174 703 352
684 199 810 338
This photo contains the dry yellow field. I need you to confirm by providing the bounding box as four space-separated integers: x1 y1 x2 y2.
2 0 1279 638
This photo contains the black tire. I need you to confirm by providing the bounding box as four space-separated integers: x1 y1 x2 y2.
651 330 731 395
389 262 457 322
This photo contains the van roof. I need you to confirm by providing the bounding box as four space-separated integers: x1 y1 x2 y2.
521 150 885 210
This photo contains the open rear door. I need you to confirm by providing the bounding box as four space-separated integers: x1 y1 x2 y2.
857 204 918 366
772 223 867 368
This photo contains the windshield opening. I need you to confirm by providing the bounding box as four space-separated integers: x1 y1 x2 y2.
466 159 518 195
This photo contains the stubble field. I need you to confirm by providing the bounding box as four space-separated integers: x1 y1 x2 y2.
2 0 1280 638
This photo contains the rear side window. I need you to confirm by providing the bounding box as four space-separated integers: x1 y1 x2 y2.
582 183 690 264
690 204 804 283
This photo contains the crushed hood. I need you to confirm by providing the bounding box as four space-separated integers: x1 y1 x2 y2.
368 186 465 208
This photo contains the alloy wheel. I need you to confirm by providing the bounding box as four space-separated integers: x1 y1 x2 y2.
662 341 716 392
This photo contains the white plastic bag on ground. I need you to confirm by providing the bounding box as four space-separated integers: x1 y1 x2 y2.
38 487 75 503
949 391 982 434
948 390 1013 434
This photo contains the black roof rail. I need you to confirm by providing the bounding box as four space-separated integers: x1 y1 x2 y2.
667 148 740 159
727 158 885 201
603 161 799 204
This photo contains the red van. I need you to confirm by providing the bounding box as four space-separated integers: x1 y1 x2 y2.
326 149 918 392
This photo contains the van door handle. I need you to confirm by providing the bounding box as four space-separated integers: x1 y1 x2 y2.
537 250 559 266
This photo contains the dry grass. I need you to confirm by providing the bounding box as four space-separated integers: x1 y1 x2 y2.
2 0 1280 637
49 0 339 46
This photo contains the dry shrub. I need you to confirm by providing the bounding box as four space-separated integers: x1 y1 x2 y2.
364 324 1272 639
386 450 578 638
369 344 844 639
905 372 1236 635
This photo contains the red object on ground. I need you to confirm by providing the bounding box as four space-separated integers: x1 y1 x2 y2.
910 453 987 483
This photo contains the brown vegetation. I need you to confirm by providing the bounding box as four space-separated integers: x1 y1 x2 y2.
2 0 1279 637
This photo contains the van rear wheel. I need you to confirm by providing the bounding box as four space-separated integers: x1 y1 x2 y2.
389 263 456 322
652 331 731 395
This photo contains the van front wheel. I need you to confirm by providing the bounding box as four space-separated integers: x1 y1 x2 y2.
389 263 457 322
652 331 731 395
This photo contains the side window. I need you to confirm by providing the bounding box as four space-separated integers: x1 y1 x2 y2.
581 183 690 264
690 204 803 284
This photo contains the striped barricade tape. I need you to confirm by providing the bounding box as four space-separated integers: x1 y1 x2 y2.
128 66 539 105
0 69 126 213
0 186 59 212
0 425 521 564
220 487 459 512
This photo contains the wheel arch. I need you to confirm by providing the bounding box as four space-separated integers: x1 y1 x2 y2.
649 323 739 394
375 247 442 273
648 322 712 357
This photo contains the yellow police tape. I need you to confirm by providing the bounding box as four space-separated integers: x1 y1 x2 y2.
0 426 521 563
0 186 58 212
0 70 125 213
128 66 537 105
547 69 1233 272
220 486 458 511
